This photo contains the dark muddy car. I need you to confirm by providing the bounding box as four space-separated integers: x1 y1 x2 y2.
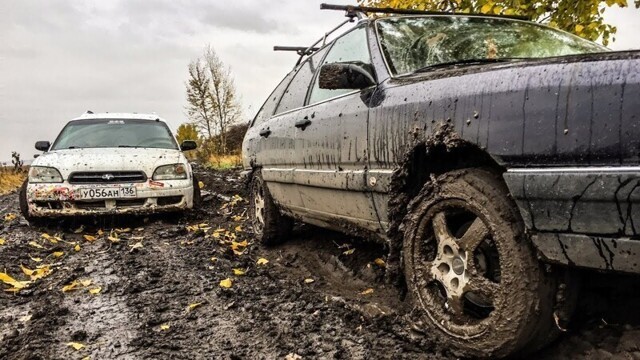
243 5 640 358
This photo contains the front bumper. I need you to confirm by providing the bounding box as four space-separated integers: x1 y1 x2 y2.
26 179 194 217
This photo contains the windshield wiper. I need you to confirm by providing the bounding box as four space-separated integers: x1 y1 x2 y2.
411 58 520 74
118 145 138 148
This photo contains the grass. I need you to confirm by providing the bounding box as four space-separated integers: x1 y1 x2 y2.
0 169 26 195
206 154 242 170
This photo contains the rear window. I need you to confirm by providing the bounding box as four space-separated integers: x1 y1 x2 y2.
52 119 178 150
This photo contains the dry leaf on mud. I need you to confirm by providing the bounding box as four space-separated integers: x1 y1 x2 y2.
304 278 315 284
30 256 42 262
28 241 44 249
160 323 170 331
80 279 92 287
108 232 120 243
62 281 80 292
285 353 302 360
4 213 17 222
233 268 245 276
0 272 29 289
20 265 35 277
129 242 143 251
97 229 104 236
67 342 85 350
235 225 242 232
219 278 233 288
360 288 374 295
52 251 64 258
198 181 205 189
232 215 243 222
42 233 60 244
187 302 202 311
116 228 131 233
19 314 32 322
88 287 102 295
256 258 269 266
73 225 85 234
343 248 355 256
74 244 81 252
374 258 386 268
0 238 5 245
230 240 248 250
83 235 97 242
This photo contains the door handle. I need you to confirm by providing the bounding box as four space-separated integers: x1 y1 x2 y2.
259 129 271 138
295 119 312 130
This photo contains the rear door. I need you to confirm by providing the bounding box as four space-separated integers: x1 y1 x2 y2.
257 47 330 212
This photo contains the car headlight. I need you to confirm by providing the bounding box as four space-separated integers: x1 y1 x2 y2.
153 164 188 180
29 166 63 183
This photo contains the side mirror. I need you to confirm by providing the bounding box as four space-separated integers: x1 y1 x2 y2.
33 154 40 159
35 141 51 152
180 140 198 151
318 62 376 90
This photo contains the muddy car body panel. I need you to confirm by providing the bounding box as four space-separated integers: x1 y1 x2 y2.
243 16 640 274
26 113 195 217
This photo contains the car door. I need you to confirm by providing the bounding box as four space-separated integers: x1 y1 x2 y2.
257 47 330 212
288 26 382 234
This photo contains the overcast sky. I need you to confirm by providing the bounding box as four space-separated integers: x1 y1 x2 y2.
1 1 639 162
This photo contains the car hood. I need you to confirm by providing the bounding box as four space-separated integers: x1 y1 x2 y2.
32 148 185 178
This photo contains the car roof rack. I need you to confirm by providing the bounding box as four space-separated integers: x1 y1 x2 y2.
319 3 529 21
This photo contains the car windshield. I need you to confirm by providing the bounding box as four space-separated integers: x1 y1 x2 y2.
376 16 608 75
51 119 178 150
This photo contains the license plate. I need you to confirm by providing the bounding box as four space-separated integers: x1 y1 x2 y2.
77 187 137 200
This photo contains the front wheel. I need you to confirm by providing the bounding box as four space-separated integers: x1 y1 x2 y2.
403 168 564 358
249 170 292 245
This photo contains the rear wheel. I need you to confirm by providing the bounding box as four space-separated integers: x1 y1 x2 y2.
403 168 564 358
249 170 292 245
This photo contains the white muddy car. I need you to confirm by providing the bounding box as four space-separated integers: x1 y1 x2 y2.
19 112 200 220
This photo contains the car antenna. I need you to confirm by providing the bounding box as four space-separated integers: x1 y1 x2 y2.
275 4 364 68
319 3 529 20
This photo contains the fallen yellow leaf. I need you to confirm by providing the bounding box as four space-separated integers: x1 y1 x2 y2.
30 256 43 262
210 257 217 262
83 235 97 242
28 241 44 249
73 225 85 234
116 228 131 233
198 181 205 189
52 251 64 258
233 268 245 276
89 287 101 295
97 229 104 236
256 258 269 266
67 342 85 350
230 240 248 250
160 324 170 331
108 231 119 243
62 281 80 292
235 225 242 232
187 302 202 311
129 242 143 251
41 233 59 244
4 213 17 222
374 258 386 268
360 288 374 295
74 244 81 252
80 279 92 287
304 278 315 284
0 238 4 245
20 265 34 277
0 272 29 289
30 266 52 280
343 249 355 256
219 278 232 288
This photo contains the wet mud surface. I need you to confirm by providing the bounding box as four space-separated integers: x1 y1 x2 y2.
1 168 639 359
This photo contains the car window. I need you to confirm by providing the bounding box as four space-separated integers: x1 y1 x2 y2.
252 71 296 126
376 16 607 76
308 27 372 105
52 119 179 150
275 46 329 115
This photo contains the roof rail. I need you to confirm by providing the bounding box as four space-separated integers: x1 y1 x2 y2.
319 3 529 21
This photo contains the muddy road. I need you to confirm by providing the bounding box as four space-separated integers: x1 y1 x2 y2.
1 169 639 359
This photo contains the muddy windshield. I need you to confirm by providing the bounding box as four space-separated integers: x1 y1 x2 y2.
376 16 607 76
52 119 179 150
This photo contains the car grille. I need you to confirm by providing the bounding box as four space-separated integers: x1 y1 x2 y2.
68 171 147 184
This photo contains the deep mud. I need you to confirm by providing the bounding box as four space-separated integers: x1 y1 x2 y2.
1 168 639 359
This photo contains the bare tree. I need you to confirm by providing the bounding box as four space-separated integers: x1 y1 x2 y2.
186 59 215 139
185 45 241 154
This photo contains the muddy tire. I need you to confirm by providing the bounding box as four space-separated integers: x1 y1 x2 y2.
249 170 293 245
403 168 561 358
19 180 31 220
192 175 202 209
